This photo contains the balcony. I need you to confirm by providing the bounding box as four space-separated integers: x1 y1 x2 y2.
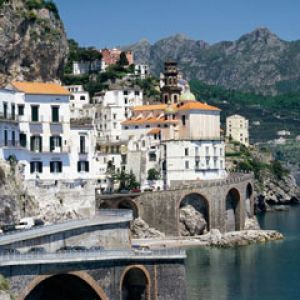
70 117 93 126
78 146 89 155
0 113 19 123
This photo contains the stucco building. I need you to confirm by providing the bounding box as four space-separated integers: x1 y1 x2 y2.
226 114 249 146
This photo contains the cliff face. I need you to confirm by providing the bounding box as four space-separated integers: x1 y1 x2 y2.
124 28 300 95
0 0 68 86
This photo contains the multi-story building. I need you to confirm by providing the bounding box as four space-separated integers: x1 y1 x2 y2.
100 48 134 67
226 114 249 146
134 64 150 79
0 81 99 182
72 60 104 76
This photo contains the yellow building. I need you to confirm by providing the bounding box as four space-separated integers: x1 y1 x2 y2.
226 114 249 146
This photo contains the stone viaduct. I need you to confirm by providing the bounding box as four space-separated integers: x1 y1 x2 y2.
98 173 255 236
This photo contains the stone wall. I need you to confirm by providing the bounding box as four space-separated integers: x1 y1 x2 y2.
1 260 186 300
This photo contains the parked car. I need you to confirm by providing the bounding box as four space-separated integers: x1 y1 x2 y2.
15 217 44 230
27 247 46 254
131 188 141 193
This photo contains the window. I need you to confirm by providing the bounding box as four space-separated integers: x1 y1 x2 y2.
18 105 24 116
50 161 62 173
77 161 89 172
185 161 189 169
4 130 8 146
80 96 86 101
31 105 39 122
149 153 156 162
30 136 42 152
70 95 75 100
125 126 129 130
135 91 140 96
182 115 186 126
3 103 7 119
185 148 189 156
124 98 128 105
116 136 120 140
11 104 15 120
51 106 60 123
113 122 117 129
30 162 43 174
80 136 86 153
11 131 15 146
135 126 139 129
164 95 168 104
113 114 117 120
195 161 200 169
205 146 210 156
124 90 128 96
50 136 62 152
20 133 27 147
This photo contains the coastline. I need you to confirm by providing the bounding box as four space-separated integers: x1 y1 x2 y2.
132 229 283 249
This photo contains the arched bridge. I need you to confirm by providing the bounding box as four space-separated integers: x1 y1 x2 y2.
98 173 255 236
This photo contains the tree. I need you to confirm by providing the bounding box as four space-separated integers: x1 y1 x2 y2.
128 171 139 190
147 168 160 181
118 52 129 66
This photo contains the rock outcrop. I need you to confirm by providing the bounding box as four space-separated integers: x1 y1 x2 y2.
131 218 165 239
0 0 68 86
179 205 207 236
256 173 300 212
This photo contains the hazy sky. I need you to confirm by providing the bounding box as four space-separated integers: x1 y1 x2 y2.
55 0 300 48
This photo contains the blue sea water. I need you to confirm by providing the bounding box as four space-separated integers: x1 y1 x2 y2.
186 206 300 300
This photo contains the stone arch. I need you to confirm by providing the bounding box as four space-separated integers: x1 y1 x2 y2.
178 192 210 236
245 183 254 217
120 265 151 300
117 199 139 219
20 271 109 300
225 188 241 232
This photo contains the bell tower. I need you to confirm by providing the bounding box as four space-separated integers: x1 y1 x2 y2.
161 61 182 104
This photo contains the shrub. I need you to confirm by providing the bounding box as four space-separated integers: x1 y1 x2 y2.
0 166 5 185
270 160 289 180
147 168 160 180
0 275 9 291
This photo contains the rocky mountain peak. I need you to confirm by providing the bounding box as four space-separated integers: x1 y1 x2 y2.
0 0 68 86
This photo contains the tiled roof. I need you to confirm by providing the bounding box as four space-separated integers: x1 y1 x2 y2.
11 81 71 96
177 101 220 111
147 128 161 135
133 104 168 111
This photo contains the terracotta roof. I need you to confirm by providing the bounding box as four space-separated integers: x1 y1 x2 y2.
147 128 161 135
177 101 220 111
122 117 178 126
11 81 71 96
133 104 168 111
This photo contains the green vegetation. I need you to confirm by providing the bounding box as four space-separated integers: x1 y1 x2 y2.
25 0 59 18
147 168 160 180
118 51 129 66
0 275 9 291
0 0 9 9
134 77 160 101
190 79 300 116
112 170 140 191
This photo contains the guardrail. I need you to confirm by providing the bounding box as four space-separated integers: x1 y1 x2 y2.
0 248 186 265
0 211 133 244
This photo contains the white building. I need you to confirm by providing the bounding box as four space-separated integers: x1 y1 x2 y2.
64 85 90 119
134 64 150 79
226 114 249 146
72 60 104 76
121 90 226 189
0 81 99 183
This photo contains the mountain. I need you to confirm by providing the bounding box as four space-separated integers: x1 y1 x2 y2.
0 0 68 86
124 28 300 95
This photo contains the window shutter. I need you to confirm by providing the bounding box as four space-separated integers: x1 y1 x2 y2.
30 137 34 151
50 162 54 173
58 162 62 173
38 162 43 173
39 137 43 152
30 162 34 174
86 161 90 172
50 137 54 151
77 161 81 172
59 136 62 147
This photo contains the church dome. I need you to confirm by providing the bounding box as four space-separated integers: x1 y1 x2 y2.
179 86 196 102
165 103 178 115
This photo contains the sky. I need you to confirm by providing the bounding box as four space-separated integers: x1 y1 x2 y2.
55 0 300 48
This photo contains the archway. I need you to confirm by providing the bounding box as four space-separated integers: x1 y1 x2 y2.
118 199 139 219
22 272 109 300
179 193 209 236
120 266 150 300
225 188 241 232
245 183 254 217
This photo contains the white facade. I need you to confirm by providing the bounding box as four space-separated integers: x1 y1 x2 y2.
226 114 249 146
72 60 104 75
0 82 99 183
134 64 149 79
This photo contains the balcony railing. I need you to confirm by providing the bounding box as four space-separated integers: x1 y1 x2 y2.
0 113 19 122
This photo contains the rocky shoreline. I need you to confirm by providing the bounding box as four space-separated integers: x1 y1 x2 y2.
132 229 283 249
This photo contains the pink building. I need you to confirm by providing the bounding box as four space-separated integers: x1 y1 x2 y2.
100 48 134 66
